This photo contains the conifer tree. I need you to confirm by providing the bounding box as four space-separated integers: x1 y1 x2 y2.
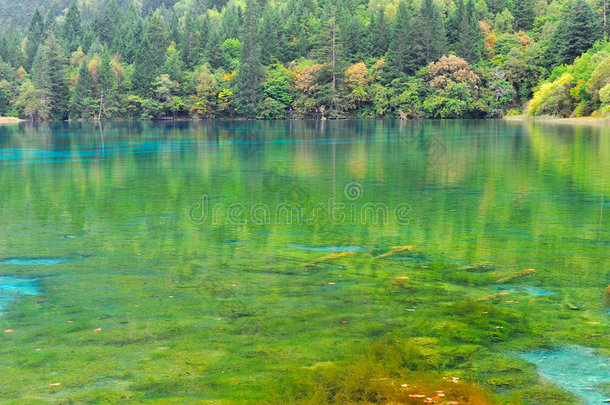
414 0 446 67
206 26 226 70
368 10 390 58
133 11 168 97
259 3 283 65
70 61 94 119
448 0 483 64
97 50 117 120
61 1 82 53
547 0 602 66
388 1 415 77
25 10 45 69
512 0 535 31
34 33 69 120
234 0 264 117
181 7 202 69
163 43 185 83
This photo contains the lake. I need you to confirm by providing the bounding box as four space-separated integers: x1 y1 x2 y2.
0 120 608 404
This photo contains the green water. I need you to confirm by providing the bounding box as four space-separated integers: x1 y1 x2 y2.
0 120 608 404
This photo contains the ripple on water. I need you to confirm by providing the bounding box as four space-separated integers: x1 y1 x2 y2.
0 276 39 315
517 346 610 404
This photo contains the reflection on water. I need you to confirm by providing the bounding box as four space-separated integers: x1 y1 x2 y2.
0 120 608 402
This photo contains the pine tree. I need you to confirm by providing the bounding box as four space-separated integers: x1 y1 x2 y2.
512 0 536 31
61 1 82 54
163 43 184 83
259 3 282 65
369 10 390 58
206 26 226 70
181 8 202 69
34 33 70 120
70 61 94 119
547 0 602 66
388 1 415 77
341 14 366 63
97 50 118 120
234 0 264 117
97 0 122 47
133 11 167 97
222 4 242 40
448 0 483 64
25 10 45 69
414 0 446 67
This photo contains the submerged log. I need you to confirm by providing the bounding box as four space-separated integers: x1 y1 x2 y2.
372 245 414 260
300 251 355 267
457 262 495 272
476 292 510 302
495 269 536 284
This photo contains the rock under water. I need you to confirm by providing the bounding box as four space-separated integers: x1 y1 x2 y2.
494 285 556 296
517 346 610 404
0 276 39 315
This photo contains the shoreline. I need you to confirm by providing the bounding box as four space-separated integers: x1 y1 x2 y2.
505 116 610 125
0 117 23 124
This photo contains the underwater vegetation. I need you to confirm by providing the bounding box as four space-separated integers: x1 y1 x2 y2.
0 242 607 404
0 120 608 404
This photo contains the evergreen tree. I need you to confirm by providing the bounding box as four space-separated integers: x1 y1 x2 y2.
341 14 366 63
70 61 94 119
163 43 184 83
547 0 602 66
368 10 390 58
414 0 446 67
181 8 202 69
97 0 122 47
234 0 264 117
34 33 70 120
25 10 45 69
448 0 483 64
512 0 536 31
61 1 82 53
44 9 56 33
133 11 168 97
97 50 118 120
221 4 242 39
259 3 283 65
206 26 226 70
388 1 415 77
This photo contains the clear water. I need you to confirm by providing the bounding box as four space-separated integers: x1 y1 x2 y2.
517 346 610 404
0 276 38 314
0 258 70 265
0 120 608 403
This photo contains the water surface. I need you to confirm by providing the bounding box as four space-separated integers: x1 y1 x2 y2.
0 120 608 403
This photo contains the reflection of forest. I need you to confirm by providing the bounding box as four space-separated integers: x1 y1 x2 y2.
0 121 607 288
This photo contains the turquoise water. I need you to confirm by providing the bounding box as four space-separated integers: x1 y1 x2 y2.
0 276 38 315
517 346 610 404
0 120 608 403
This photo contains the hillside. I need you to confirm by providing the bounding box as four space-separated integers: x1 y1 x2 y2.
0 0 607 120
0 0 182 26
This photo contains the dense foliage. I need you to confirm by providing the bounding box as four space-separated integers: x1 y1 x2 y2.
528 41 610 117
0 0 608 120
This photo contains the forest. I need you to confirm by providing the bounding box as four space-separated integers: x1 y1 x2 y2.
0 0 608 120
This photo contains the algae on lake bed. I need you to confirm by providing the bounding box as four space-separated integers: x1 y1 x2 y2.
0 120 608 404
